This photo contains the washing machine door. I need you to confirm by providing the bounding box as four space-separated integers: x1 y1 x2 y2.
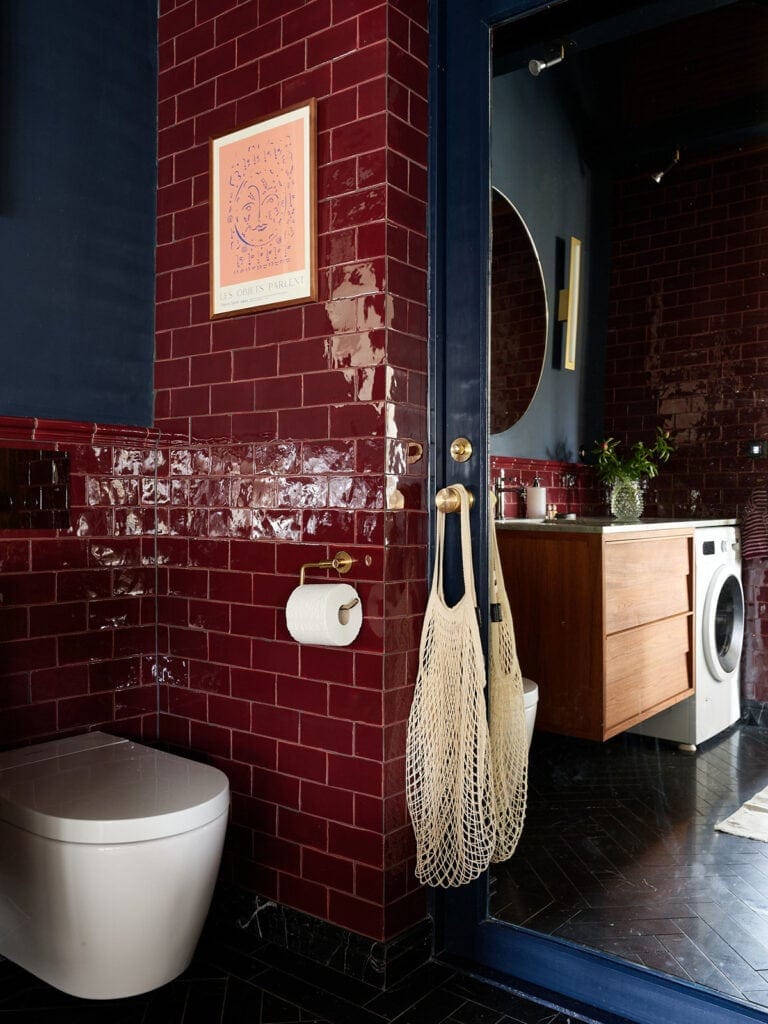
702 564 744 681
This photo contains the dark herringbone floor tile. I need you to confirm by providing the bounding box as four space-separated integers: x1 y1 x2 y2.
492 722 768 1009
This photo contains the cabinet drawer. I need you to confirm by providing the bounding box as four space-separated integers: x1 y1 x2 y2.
604 614 692 732
604 535 692 634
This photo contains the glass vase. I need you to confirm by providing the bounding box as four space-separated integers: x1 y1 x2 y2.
610 478 644 522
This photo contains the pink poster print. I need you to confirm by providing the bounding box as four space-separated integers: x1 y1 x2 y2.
210 101 316 318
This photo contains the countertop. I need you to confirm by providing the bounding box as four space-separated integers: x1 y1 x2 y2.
495 517 739 534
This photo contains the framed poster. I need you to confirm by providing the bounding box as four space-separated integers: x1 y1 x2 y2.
209 99 317 318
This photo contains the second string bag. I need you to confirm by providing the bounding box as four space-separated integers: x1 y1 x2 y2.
489 494 528 862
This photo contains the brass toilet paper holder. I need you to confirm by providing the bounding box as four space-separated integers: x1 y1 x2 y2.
299 550 356 587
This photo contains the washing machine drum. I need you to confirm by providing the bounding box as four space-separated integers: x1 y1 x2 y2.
702 565 745 681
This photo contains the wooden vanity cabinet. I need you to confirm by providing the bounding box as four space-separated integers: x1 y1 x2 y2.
496 526 695 741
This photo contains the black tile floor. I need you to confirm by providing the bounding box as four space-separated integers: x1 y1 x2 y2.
491 722 768 1009
0 910 636 1024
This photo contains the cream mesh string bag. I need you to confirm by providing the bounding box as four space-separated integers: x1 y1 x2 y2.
489 497 528 862
406 485 496 887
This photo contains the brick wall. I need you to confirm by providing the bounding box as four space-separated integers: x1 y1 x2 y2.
604 144 768 699
154 0 429 940
0 419 159 748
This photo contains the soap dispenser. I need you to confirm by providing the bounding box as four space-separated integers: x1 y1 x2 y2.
526 476 547 519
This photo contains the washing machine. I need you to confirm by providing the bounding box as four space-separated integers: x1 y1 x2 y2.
632 525 744 749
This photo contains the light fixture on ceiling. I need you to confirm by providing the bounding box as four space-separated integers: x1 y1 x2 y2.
651 146 681 184
528 44 565 76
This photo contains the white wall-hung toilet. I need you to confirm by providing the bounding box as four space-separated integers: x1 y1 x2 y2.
0 731 229 1000
523 678 538 749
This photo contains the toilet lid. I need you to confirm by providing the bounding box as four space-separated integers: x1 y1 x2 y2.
0 732 230 844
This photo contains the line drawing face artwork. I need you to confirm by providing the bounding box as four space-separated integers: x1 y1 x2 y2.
210 101 316 318
221 120 304 286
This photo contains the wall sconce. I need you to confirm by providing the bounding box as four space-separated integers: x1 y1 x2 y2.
528 44 565 76
557 236 582 371
651 147 680 184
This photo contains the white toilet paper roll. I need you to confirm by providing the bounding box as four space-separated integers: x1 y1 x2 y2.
285 583 363 646
526 487 547 519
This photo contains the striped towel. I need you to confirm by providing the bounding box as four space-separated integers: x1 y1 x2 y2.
742 488 768 560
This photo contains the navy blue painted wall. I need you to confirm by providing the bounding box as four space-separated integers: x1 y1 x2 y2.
491 68 596 462
0 1 157 427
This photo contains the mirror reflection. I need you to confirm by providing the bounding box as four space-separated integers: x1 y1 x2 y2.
489 189 548 434
489 0 768 1011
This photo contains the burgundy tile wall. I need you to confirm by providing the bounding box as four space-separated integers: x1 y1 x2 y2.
604 145 768 699
490 456 604 520
155 0 429 940
0 419 159 748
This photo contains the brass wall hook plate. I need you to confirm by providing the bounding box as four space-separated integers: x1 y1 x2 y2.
450 437 473 463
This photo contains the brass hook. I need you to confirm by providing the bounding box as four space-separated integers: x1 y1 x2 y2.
299 550 356 586
435 486 475 514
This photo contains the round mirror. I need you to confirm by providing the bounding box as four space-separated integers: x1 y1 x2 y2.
489 188 548 435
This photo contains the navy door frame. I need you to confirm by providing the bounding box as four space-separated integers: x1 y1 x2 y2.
428 2 768 1021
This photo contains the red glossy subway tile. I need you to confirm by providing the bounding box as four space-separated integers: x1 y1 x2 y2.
328 752 382 795
213 755 251 796
0 702 57 744
0 572 55 605
195 39 236 83
0 671 29 707
168 626 209 661
283 64 333 109
355 793 383 832
283 0 331 44
278 806 328 850
253 374 302 409
301 779 354 824
230 604 276 640
232 729 277 769
355 723 383 760
277 741 327 782
332 113 385 162
231 793 276 834
302 508 356 543
260 40 305 89
185 659 226 694
58 691 114 731
232 344 278 381
235 18 281 63
188 598 230 632
332 41 385 93
251 832 302 877
328 821 382 867
114 625 157 658
301 707 355 755
355 863 384 904
231 667 275 703
115 685 157 719
191 720 233 759
31 663 90 703
209 631 252 668
303 847 354 893
250 702 300 742
252 766 301 809
276 674 328 715
207 694 251 730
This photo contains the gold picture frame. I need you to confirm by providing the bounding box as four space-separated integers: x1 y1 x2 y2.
209 99 317 319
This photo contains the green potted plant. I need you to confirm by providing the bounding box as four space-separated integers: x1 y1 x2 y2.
592 428 674 521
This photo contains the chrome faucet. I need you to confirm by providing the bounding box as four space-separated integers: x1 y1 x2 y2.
493 472 523 520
